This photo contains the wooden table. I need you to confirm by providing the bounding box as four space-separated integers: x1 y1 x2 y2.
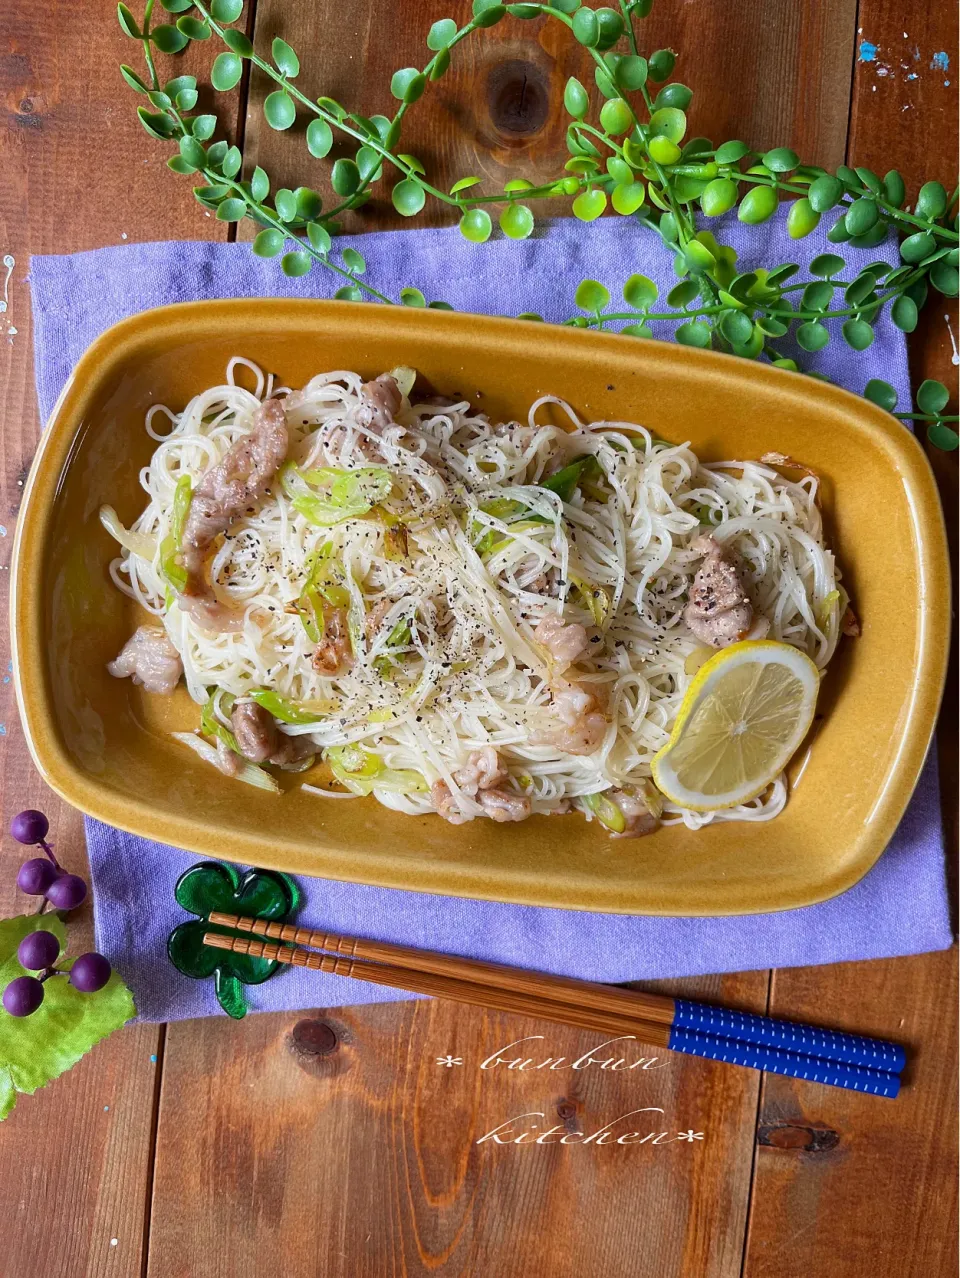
0 2 956 1274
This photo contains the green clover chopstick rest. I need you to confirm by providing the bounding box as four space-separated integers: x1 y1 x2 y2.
167 861 302 1019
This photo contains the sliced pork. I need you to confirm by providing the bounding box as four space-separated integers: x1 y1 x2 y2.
107 625 183 694
683 535 753 649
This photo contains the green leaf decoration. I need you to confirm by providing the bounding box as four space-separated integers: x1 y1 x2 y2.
612 181 646 215
648 107 686 144
250 166 270 202
563 77 589 120
210 0 244 20
738 185 778 224
648 49 676 82
667 279 699 307
841 318 874 351
401 287 427 306
429 47 451 81
714 140 750 165
160 0 193 11
306 118 334 159
427 17 457 49
329 158 359 197
575 279 610 313
623 273 658 309
599 98 633 136
622 322 654 338
796 320 830 352
572 7 600 46
335 286 363 302
899 231 935 264
762 147 799 173
216 197 247 222
153 24 189 53
281 251 312 277
179 136 207 170
192 114 217 141
472 0 506 26
844 198 879 237
223 28 254 56
459 208 492 242
138 108 177 140
177 15 211 39
700 178 738 217
915 181 947 220
211 52 243 92
787 198 820 239
264 90 296 130
120 63 149 93
572 188 607 221
167 862 302 1019
882 170 906 208
221 145 242 178
307 222 332 253
809 253 845 278
0 914 135 1121
916 379 950 416
451 176 482 194
720 309 753 345
117 3 141 38
616 55 648 91
390 68 427 103
392 179 426 216
272 37 300 78
864 379 898 412
927 423 959 451
274 189 298 222
295 186 323 219
343 247 367 274
931 262 959 297
253 228 285 258
500 203 534 239
675 321 711 348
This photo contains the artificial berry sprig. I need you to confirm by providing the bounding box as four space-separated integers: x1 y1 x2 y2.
12 809 88 913
3 932 112 1018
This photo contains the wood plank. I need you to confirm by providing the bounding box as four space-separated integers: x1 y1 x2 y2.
150 972 767 1278
743 952 958 1277
241 0 856 238
0 1 246 1271
744 2 958 1271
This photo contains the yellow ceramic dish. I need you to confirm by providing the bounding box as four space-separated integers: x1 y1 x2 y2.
11 300 950 915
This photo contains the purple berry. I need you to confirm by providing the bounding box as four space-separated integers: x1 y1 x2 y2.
17 930 61 972
69 952 112 994
45 873 87 911
3 975 45 1017
11 809 49 845
16 857 57 896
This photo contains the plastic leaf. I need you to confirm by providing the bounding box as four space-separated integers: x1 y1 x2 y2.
575 279 610 313
281 251 312 278
392 179 426 216
210 0 244 20
623 273 658 310
500 204 534 239
916 380 950 416
264 91 296 131
153 24 189 53
253 229 285 258
0 914 135 1121
272 37 300 78
211 52 243 92
459 208 492 242
863 379 898 412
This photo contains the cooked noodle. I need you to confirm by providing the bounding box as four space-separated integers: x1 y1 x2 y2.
105 358 842 830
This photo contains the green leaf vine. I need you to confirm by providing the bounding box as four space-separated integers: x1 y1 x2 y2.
118 0 958 448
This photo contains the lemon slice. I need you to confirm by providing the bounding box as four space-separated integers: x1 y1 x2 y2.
652 640 820 812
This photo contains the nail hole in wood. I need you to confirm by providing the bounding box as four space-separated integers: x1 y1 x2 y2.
486 60 549 136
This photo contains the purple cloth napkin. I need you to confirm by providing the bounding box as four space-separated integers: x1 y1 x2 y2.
30 210 951 1023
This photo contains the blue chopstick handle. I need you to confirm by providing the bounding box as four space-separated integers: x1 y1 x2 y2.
672 998 905 1074
667 1026 900 1097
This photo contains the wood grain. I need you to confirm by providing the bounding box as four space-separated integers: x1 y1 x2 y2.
743 2 958 1271
0 2 244 1273
241 0 857 238
150 972 767 1278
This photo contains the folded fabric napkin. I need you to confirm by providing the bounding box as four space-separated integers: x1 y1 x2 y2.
30 209 951 1023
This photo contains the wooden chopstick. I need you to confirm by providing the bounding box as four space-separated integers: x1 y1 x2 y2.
202 930 672 1045
207 910 675 1025
205 910 906 1079
201 930 902 1097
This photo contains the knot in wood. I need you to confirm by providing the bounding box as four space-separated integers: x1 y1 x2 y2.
486 60 549 136
291 1018 339 1057
757 1121 840 1154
